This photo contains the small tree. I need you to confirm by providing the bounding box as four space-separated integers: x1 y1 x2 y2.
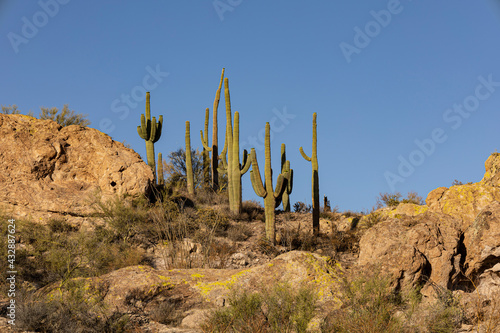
39 104 90 127
164 148 204 191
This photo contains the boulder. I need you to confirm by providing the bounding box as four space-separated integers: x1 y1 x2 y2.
0 114 154 224
358 211 463 296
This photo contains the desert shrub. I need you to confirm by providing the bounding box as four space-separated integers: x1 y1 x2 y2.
278 224 318 252
148 298 185 326
39 104 91 127
256 237 280 258
293 201 312 213
234 200 265 221
149 199 235 269
194 187 229 206
201 282 316 333
376 191 424 208
202 290 265 333
265 282 316 333
376 192 403 208
13 218 147 288
361 210 384 229
420 284 463 333
204 241 238 269
48 218 78 233
92 194 152 244
227 223 253 242
196 207 230 236
17 280 133 333
1 104 21 114
321 270 402 333
330 229 360 253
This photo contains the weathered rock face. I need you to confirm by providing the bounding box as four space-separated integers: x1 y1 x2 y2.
358 211 462 296
463 202 500 292
0 114 153 222
359 154 500 304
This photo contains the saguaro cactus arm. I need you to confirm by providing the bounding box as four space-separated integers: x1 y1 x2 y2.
274 173 286 198
200 108 212 151
137 114 149 140
240 149 251 175
299 146 312 161
286 165 293 193
250 149 266 197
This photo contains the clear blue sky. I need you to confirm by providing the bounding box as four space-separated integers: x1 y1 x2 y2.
2 1 500 212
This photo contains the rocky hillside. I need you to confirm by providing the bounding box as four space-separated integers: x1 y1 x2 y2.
1 114 499 332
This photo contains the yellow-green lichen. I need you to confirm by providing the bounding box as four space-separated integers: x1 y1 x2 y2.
304 253 343 304
191 273 205 279
195 269 251 301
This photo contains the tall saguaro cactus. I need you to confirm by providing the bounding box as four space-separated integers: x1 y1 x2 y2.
250 123 288 244
201 108 210 187
185 121 195 196
137 92 163 183
201 68 225 191
219 77 251 214
299 112 319 236
157 152 164 186
281 143 293 212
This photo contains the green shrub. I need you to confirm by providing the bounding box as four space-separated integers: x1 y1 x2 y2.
196 207 230 236
376 191 424 208
293 201 312 213
201 282 316 333
227 223 253 242
92 194 151 244
321 270 402 333
234 200 265 221
16 281 133 332
39 104 91 127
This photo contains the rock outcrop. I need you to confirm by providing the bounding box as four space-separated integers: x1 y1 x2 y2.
0 114 154 224
358 153 500 312
426 154 500 228
39 251 342 332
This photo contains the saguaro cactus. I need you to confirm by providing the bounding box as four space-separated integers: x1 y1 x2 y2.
157 152 164 186
137 92 163 183
185 121 195 196
299 112 319 236
280 143 293 212
201 108 210 187
201 68 225 191
219 77 251 214
250 123 288 244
